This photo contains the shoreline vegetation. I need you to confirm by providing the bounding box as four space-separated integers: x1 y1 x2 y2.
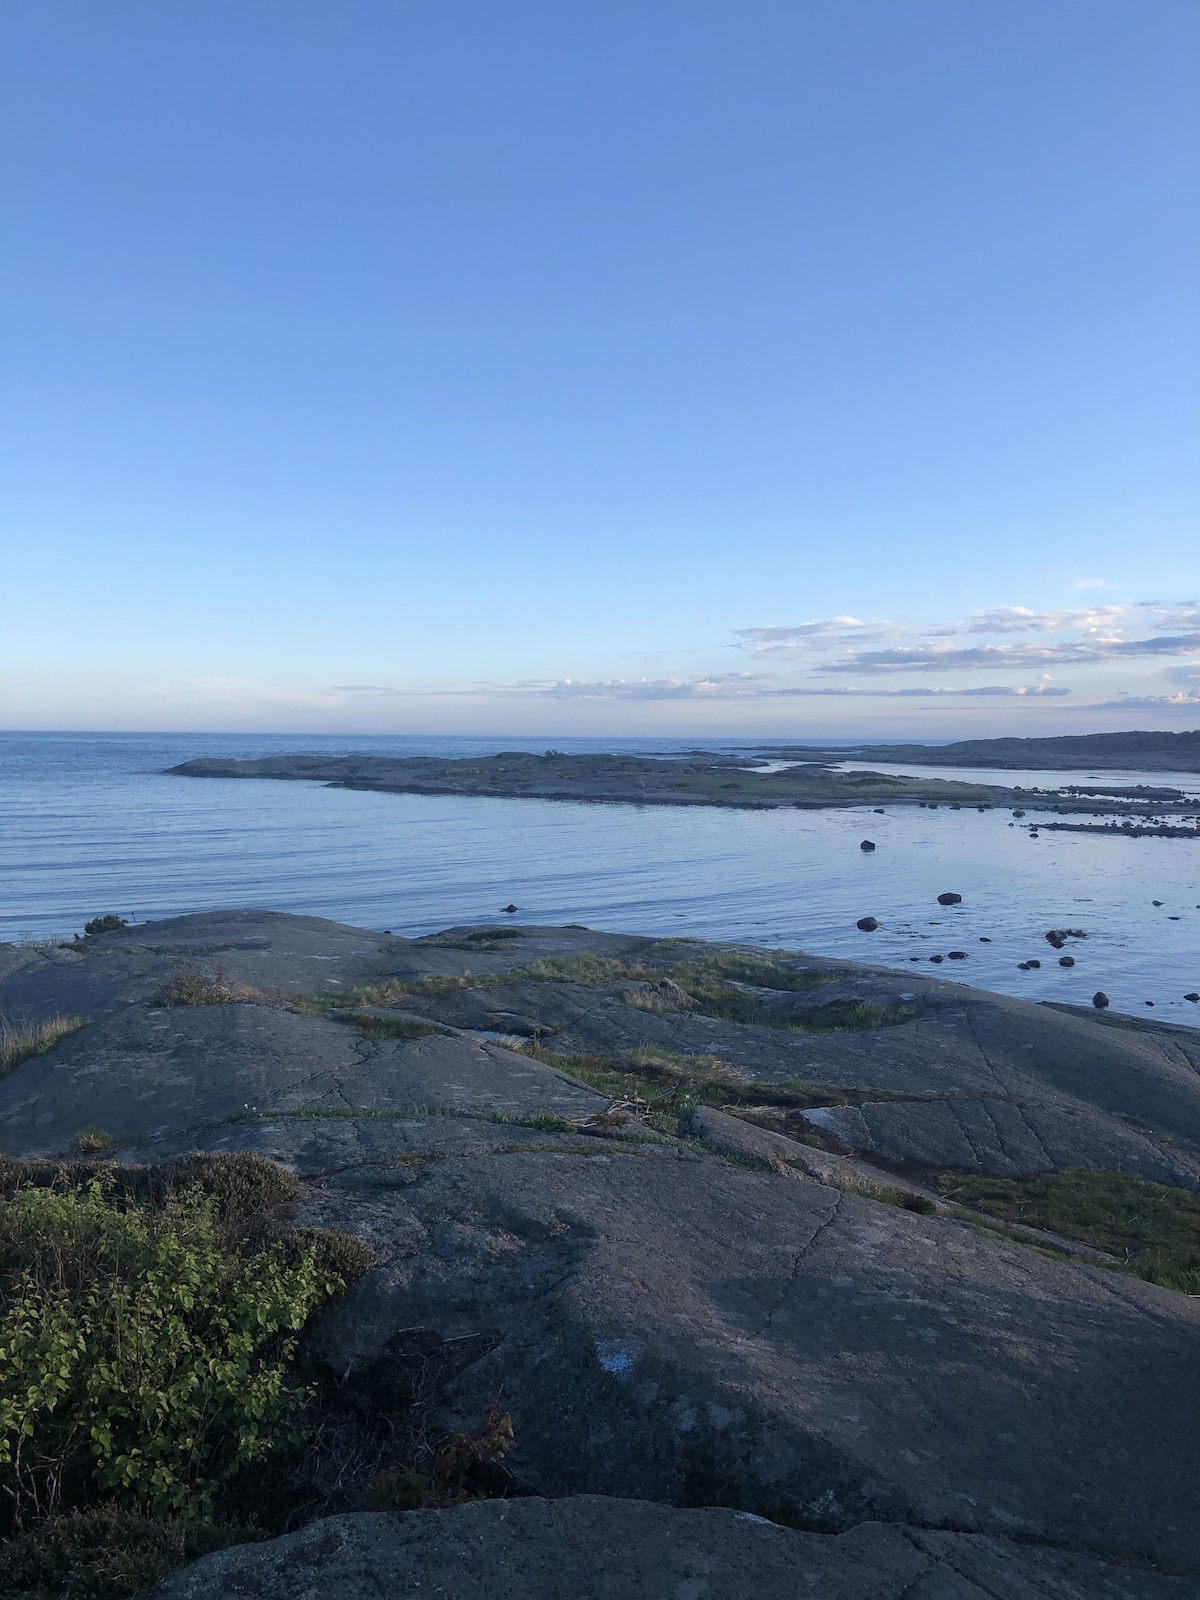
169 733 1200 828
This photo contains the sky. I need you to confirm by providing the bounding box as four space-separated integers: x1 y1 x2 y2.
1 1 1197 739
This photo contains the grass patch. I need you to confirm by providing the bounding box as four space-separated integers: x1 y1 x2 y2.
0 1505 250 1599
300 946 912 1036
68 1131 140 1157
518 1113 577 1133
352 1014 444 1042
931 1167 1200 1292
420 928 525 952
0 1015 85 1077
156 969 237 1007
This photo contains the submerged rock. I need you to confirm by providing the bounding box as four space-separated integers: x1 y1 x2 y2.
936 892 962 906
856 916 879 931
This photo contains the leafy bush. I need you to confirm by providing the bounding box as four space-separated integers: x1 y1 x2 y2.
0 1160 368 1531
83 918 127 937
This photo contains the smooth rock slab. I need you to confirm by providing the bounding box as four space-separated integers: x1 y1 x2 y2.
298 1137 1200 1565
143 1499 1197 1600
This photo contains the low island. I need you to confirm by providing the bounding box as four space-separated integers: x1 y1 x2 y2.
169 742 1200 828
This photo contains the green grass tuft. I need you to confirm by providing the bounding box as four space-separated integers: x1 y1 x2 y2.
932 1167 1200 1292
0 1015 86 1077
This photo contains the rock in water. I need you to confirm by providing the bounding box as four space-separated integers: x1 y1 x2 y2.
1059 956 1075 967
1093 991 1110 1008
860 839 876 851
937 892 963 906
1185 992 1199 1003
856 916 879 931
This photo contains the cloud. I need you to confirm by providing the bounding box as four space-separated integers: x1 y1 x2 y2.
820 632 1200 675
468 676 1070 702
1072 577 1115 590
963 605 1129 635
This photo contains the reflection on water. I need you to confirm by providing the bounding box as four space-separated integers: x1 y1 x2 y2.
1 732 1197 1023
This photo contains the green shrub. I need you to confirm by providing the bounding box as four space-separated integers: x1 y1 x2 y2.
83 918 128 937
156 970 235 1007
0 1163 366 1529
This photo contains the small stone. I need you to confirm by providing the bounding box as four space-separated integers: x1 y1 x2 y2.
1185 993 1199 1003
947 951 968 960
1093 991 1110 1009
929 954 944 963
856 917 879 931
1145 1001 1155 1007
1153 900 1163 907
1059 956 1075 967
873 808 885 813
936 892 962 906
1027 959 1041 969
1017 962 1031 971
1012 809 1025 818
979 936 992 942
860 840 876 851
502 904 519 913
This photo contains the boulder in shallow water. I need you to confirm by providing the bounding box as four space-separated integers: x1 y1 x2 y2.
860 839 876 851
1093 991 1110 1008
937 892 962 906
856 916 879 931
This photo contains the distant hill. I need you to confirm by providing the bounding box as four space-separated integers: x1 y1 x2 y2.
775 729 1200 772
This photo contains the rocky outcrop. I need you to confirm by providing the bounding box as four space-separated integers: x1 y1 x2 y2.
5 910 1200 1591
143 1499 1199 1600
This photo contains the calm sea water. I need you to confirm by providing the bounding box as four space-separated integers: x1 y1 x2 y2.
2 731 1198 1024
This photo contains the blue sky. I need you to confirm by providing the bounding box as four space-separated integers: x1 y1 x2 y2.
2 1 1196 737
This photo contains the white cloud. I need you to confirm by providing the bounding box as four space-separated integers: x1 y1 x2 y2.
964 605 1130 635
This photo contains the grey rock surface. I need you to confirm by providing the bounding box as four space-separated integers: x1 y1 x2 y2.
290 1121 1200 1564
143 1500 1198 1600
5 911 1200 1579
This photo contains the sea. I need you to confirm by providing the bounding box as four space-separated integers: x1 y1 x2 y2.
2 731 1198 1024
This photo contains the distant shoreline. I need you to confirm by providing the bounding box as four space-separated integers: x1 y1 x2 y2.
169 748 1200 825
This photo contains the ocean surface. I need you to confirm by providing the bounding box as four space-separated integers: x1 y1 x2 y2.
2 731 1199 1024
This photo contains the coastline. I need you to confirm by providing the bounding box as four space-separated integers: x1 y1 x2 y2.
168 750 1200 822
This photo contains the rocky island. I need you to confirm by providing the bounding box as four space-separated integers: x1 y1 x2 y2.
169 748 1200 824
2 909 1199 1596
770 728 1200 772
